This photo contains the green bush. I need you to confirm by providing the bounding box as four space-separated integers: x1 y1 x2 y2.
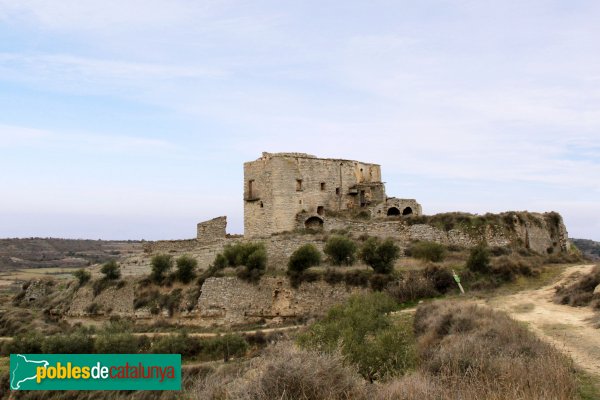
95 332 139 354
288 244 322 273
423 265 455 293
298 293 414 382
151 254 174 283
466 244 491 273
2 332 43 355
213 242 267 283
175 255 197 284
360 238 400 274
324 235 357 266
222 242 267 268
72 269 91 286
202 334 249 362
408 241 446 262
100 260 121 280
42 331 94 354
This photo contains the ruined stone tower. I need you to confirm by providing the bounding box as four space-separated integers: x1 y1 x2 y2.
243 152 421 238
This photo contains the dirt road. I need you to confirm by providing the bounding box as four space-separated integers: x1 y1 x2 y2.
482 264 600 378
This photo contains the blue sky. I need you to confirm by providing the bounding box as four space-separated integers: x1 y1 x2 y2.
0 0 599 240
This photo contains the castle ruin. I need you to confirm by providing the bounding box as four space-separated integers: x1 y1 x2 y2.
243 152 422 238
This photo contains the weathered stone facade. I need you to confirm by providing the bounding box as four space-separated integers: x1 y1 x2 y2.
197 216 227 241
244 152 422 238
196 277 368 327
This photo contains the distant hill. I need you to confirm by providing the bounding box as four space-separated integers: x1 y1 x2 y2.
571 238 600 261
0 238 143 271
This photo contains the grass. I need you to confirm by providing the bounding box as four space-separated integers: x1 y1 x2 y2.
576 370 600 400
511 302 535 313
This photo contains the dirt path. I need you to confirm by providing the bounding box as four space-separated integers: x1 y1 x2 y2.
482 264 600 378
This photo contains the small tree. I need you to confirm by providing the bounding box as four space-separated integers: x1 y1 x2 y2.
151 254 173 283
288 244 322 274
175 255 197 284
100 260 121 280
73 269 91 286
408 241 446 262
360 238 399 274
466 243 491 273
324 235 357 266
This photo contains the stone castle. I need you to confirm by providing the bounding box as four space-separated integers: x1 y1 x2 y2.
64 152 571 327
244 152 421 237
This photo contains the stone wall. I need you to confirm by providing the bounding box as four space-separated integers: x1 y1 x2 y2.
197 216 227 241
196 276 368 327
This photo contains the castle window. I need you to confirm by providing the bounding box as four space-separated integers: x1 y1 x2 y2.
320 182 326 191
336 187 340 195
317 206 324 215
259 201 263 208
296 179 303 191
248 180 254 198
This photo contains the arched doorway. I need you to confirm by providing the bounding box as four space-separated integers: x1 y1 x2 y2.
402 207 413 216
387 207 400 216
304 216 324 230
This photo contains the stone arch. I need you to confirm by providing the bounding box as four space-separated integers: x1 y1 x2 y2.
402 207 413 216
387 207 401 216
304 216 324 230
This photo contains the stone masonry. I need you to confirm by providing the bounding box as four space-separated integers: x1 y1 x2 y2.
244 152 422 238
197 216 227 241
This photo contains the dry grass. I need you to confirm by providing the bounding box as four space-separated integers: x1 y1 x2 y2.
400 301 578 400
554 265 600 307
192 343 367 400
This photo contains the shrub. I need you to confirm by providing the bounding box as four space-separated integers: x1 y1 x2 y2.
100 260 121 280
2 332 43 355
213 242 267 283
412 301 577 399
408 241 446 262
466 243 490 273
369 273 394 291
554 266 600 307
151 254 174 283
95 332 139 354
288 244 321 274
151 333 195 356
203 334 249 362
42 331 94 354
324 235 358 266
159 289 182 316
387 271 439 304
323 268 344 285
194 344 367 400
72 269 91 286
343 270 372 287
422 265 454 293
176 255 198 284
360 238 400 274
298 293 414 382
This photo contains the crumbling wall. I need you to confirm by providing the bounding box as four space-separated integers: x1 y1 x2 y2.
197 216 227 241
196 276 367 327
68 282 135 317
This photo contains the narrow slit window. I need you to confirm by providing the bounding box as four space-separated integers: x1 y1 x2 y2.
320 182 326 191
248 180 254 198
296 179 303 191
336 187 340 195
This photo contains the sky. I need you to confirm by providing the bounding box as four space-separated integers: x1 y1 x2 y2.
0 0 599 241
